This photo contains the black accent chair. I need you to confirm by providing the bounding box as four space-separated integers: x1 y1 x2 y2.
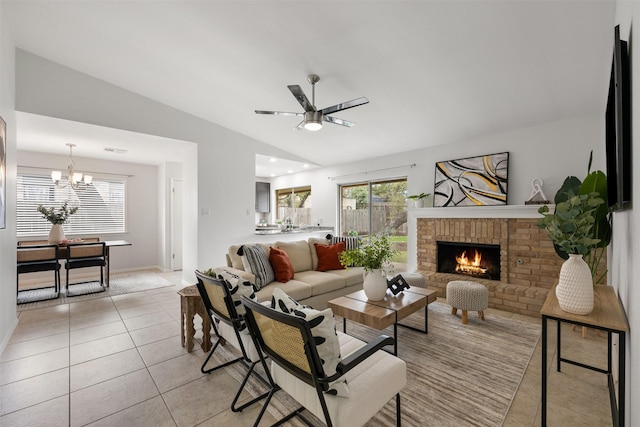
17 244 61 303
241 295 406 427
65 242 107 296
194 270 272 413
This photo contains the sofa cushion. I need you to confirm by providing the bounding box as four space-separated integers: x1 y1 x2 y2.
240 245 275 290
270 288 348 397
255 279 313 304
325 267 366 287
294 271 346 296
275 240 312 273
269 246 295 283
308 237 330 271
315 241 346 272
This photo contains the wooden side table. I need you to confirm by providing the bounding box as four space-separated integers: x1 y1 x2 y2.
541 284 629 427
178 285 212 353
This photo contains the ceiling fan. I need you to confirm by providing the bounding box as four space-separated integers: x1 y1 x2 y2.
255 74 369 131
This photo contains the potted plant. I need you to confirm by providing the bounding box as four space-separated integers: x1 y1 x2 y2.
339 233 398 301
37 201 78 244
537 153 610 314
407 192 430 208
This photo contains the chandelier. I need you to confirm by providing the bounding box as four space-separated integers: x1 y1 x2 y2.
51 143 92 189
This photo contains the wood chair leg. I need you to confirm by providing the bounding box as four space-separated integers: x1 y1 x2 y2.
462 310 468 324
451 307 457 316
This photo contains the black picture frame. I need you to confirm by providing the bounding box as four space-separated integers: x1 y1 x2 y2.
434 152 509 207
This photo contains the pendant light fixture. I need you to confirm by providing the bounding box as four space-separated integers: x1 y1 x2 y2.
51 143 92 189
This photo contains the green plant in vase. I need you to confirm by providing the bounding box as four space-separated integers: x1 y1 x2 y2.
37 201 78 243
339 233 397 301
537 151 611 315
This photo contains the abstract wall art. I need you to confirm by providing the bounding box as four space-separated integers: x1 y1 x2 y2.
433 152 508 207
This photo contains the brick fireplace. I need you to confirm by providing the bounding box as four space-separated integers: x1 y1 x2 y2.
412 207 606 317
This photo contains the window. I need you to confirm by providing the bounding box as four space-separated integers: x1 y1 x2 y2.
276 186 311 225
339 178 407 262
17 172 126 237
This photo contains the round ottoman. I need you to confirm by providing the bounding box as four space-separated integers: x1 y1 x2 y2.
398 272 426 288
446 280 488 325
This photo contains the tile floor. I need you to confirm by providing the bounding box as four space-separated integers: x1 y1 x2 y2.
1 272 614 426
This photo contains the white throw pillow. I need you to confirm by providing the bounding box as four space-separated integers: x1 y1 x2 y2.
216 269 258 333
271 288 349 397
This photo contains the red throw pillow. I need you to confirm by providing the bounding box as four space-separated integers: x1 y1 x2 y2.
269 247 295 283
315 241 346 271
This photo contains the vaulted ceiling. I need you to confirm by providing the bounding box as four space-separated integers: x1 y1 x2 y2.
5 1 615 168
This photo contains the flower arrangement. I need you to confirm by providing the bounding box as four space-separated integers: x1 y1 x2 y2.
37 201 78 224
339 233 397 274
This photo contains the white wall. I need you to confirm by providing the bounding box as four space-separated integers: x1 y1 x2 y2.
273 113 606 269
0 2 17 354
611 3 638 425
17 151 162 272
14 50 309 283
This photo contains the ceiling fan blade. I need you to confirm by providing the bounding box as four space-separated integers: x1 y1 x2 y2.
324 115 356 127
255 110 303 116
288 85 315 112
319 97 369 116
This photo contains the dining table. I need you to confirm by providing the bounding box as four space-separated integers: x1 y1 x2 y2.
18 239 132 287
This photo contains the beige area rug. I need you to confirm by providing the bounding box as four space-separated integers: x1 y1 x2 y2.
220 300 541 427
16 271 175 309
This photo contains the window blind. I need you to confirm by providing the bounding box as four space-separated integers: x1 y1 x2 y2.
17 173 126 237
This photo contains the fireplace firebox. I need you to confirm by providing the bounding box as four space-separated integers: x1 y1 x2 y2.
437 241 501 281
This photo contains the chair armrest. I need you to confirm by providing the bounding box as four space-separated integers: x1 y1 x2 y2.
331 335 395 378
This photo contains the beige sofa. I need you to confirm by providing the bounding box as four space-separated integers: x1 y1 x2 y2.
217 237 365 309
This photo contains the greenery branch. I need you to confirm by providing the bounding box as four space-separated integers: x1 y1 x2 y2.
537 151 611 283
37 201 78 225
339 233 397 274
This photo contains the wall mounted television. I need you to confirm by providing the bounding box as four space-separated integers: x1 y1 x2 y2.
605 25 631 211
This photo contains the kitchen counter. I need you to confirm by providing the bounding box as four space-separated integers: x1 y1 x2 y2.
254 226 334 236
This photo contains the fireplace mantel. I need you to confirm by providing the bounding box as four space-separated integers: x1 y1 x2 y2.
408 204 545 220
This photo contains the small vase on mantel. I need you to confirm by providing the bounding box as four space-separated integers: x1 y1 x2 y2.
48 223 66 244
556 254 594 315
363 269 388 301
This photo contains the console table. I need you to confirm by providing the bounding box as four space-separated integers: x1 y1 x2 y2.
541 284 628 427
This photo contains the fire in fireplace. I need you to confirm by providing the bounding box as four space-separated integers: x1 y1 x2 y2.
437 241 501 280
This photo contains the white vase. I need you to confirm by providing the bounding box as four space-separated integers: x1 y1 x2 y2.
556 254 594 315
48 224 66 244
363 269 388 301
415 199 424 208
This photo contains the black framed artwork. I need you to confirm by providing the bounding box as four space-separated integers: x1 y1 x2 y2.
0 116 5 229
434 152 509 207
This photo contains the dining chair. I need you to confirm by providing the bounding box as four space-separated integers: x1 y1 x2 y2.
64 241 107 296
17 244 61 302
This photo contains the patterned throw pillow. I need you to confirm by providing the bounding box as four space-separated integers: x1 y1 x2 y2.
239 245 275 290
271 288 349 397
328 235 360 251
215 269 258 333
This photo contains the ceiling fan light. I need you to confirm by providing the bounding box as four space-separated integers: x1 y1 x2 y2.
303 111 323 131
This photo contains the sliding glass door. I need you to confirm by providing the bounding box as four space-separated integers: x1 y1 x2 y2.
339 179 407 263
